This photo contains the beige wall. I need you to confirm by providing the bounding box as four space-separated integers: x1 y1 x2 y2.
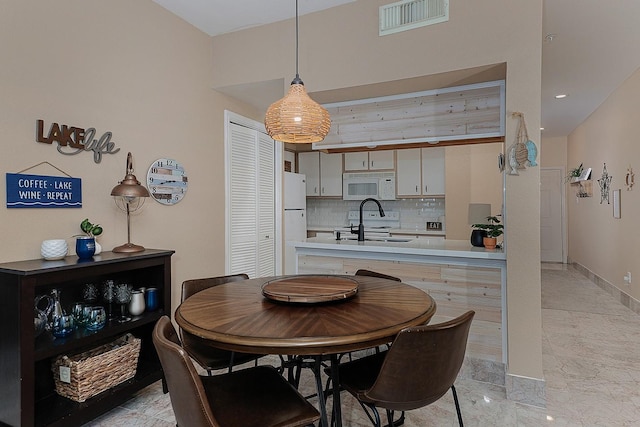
445 143 504 241
1 0 545 383
0 0 259 312
567 68 640 299
541 136 568 168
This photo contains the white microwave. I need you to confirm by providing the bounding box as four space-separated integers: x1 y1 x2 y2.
343 172 396 201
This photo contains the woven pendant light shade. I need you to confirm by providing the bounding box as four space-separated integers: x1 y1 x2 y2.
265 82 331 143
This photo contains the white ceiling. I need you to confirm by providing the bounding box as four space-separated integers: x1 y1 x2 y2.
152 0 640 138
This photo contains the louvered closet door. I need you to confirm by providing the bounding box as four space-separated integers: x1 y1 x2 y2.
257 131 275 276
228 123 275 277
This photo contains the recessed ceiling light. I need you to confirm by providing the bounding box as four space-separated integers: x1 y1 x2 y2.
540 127 545 131
555 94 568 99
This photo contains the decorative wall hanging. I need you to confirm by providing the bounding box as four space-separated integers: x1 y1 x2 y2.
36 119 120 164
625 165 634 190
598 163 612 204
6 162 81 208
507 112 538 175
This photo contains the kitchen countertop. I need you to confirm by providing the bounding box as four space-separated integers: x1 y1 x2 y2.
294 237 505 261
307 226 446 237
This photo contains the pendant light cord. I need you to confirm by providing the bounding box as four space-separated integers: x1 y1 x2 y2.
292 0 302 84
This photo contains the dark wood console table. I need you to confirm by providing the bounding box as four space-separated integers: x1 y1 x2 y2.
0 249 174 427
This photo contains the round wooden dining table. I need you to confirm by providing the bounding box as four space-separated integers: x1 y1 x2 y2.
175 274 436 427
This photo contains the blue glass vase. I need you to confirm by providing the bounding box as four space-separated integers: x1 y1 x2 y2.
76 236 96 260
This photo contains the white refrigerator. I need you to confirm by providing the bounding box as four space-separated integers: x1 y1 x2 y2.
284 172 307 274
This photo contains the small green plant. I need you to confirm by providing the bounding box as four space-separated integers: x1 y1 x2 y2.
472 216 504 238
566 163 583 182
78 218 103 237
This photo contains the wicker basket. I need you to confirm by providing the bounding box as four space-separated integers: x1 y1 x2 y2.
52 333 141 402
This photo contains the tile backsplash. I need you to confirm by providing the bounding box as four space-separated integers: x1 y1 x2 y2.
306 198 445 231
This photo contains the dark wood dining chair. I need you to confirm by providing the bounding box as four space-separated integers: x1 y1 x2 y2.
180 274 264 374
153 316 320 427
354 269 401 282
334 311 475 427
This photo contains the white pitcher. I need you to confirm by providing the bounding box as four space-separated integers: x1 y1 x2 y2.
128 290 145 316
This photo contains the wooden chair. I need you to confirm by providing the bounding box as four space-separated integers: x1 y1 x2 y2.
153 316 319 427
334 311 475 427
180 274 264 374
354 269 401 282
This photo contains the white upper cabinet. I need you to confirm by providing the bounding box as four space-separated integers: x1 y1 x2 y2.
298 151 320 196
396 148 422 196
319 152 343 196
421 147 445 195
298 151 343 197
344 151 394 171
396 147 445 197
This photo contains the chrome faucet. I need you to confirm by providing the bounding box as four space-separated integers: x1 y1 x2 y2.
351 198 385 241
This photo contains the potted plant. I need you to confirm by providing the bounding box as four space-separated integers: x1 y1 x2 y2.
75 219 103 259
566 163 583 183
472 216 503 249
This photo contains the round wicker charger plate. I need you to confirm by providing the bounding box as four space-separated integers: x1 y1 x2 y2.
261 275 358 304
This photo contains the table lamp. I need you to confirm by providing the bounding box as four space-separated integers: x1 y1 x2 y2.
468 203 491 247
111 152 150 253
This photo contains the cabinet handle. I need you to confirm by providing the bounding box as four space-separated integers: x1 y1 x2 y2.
415 185 419 193
371 161 374 168
362 161 366 168
314 186 318 194
321 187 325 194
425 185 428 193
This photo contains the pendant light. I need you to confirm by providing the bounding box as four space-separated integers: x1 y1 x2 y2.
264 0 330 143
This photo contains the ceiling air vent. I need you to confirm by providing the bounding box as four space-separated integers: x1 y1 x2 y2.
379 0 449 36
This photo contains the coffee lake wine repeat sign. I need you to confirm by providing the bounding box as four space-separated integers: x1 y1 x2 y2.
6 173 82 208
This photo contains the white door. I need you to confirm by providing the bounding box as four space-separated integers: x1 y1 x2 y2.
226 121 275 277
540 168 564 262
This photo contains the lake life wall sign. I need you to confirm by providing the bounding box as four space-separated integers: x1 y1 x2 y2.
36 119 120 164
6 170 82 208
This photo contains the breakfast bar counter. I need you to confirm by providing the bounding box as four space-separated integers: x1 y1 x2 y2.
291 237 507 385
293 237 505 268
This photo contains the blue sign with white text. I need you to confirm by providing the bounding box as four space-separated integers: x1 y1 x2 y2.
6 173 82 208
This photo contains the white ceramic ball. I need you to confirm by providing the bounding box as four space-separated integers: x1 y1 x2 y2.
41 239 68 260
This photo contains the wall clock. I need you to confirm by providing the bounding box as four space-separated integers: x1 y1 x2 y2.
146 158 188 205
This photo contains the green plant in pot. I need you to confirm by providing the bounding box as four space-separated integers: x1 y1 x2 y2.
472 216 503 249
75 219 103 259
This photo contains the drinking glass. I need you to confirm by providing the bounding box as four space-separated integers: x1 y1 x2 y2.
71 302 87 327
102 280 116 320
85 306 106 331
145 287 159 311
83 283 99 303
115 283 132 322
52 314 75 338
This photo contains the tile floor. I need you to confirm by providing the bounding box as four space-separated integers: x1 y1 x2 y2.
85 264 640 426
